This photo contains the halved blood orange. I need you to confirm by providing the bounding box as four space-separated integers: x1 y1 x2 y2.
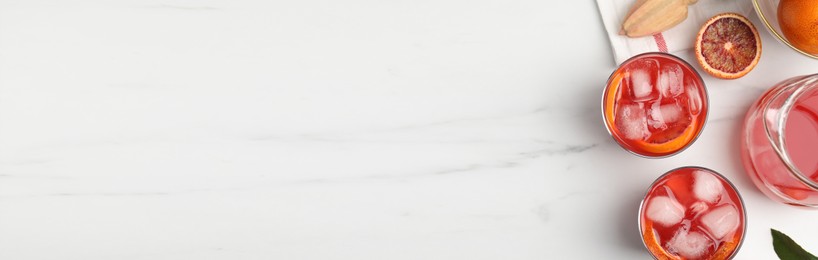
694 13 761 79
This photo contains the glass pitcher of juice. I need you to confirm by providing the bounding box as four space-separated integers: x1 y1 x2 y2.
602 52 709 158
742 74 818 207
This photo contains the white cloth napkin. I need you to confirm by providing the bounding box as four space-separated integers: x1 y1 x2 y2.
596 0 755 64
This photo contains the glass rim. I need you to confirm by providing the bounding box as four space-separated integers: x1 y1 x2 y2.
762 74 818 196
601 52 710 159
637 166 747 260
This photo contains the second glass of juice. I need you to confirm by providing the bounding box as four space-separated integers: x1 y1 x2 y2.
602 52 709 158
639 167 746 259
742 74 818 207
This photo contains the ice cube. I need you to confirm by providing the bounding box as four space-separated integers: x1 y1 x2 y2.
686 82 703 116
630 69 654 102
700 205 740 240
646 195 685 227
658 64 684 98
627 59 658 102
660 103 684 123
647 102 665 130
648 102 684 130
666 228 712 259
693 170 724 203
615 103 649 140
690 201 709 215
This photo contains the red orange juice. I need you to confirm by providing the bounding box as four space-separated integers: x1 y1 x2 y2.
639 167 746 259
603 53 709 157
742 74 818 206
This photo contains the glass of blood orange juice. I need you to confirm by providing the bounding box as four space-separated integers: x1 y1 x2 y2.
742 74 818 207
603 52 709 157
639 167 746 259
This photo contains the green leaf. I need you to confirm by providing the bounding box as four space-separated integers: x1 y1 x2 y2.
772 229 818 260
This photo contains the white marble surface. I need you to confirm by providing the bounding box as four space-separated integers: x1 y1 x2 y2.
1 1 818 259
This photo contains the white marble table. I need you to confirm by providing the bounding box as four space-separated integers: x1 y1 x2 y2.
1 1 817 259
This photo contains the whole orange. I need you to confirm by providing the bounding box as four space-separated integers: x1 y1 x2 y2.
779 0 818 55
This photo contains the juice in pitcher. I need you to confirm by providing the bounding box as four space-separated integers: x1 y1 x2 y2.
742 74 818 207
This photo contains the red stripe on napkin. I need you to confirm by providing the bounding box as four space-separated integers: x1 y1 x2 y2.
653 33 668 53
